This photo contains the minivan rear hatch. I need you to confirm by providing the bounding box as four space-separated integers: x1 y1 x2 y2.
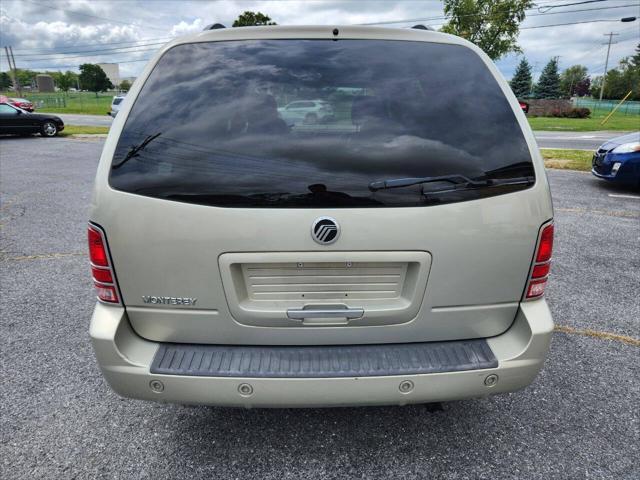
93 31 551 345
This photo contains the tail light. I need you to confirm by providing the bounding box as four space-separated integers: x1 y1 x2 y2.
525 222 554 300
88 224 120 303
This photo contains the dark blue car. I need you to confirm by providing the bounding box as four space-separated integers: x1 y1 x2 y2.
592 132 640 188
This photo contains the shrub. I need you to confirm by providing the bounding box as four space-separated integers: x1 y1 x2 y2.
565 107 591 118
548 107 591 118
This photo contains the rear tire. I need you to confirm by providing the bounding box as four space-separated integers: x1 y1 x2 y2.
41 121 58 137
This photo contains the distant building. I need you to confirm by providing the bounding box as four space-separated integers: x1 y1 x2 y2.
119 76 137 86
97 63 120 87
36 74 55 92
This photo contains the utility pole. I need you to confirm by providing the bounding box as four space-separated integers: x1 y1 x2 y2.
4 46 21 97
599 32 619 102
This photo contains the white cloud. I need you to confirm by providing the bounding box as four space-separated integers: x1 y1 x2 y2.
170 18 205 37
0 0 638 78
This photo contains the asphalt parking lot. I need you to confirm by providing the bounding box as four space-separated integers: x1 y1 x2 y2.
1 136 638 480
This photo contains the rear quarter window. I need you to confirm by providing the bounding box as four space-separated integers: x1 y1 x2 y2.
109 39 534 208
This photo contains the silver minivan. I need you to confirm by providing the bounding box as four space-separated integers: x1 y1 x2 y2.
89 26 554 408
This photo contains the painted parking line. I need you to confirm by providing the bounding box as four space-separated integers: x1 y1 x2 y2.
555 325 640 347
608 193 640 200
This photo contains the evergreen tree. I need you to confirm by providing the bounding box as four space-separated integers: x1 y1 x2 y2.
510 58 532 98
534 57 561 99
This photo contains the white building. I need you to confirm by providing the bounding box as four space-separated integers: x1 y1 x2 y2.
97 63 120 87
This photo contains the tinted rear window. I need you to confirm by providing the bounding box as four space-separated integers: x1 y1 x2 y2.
110 39 534 208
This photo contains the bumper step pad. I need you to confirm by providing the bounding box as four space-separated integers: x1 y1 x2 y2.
150 339 497 378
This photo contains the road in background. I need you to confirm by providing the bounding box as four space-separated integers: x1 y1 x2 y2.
1 137 638 479
534 130 632 150
56 113 113 127
54 113 631 150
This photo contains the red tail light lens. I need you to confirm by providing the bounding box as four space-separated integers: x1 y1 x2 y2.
88 227 109 266
536 224 554 262
525 222 554 300
88 224 119 303
91 266 113 283
531 263 550 279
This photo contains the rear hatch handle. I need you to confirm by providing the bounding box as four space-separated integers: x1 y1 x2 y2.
287 305 364 320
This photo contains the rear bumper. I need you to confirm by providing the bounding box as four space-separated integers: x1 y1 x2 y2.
90 300 553 407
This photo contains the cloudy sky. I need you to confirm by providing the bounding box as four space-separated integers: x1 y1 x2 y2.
1 0 638 80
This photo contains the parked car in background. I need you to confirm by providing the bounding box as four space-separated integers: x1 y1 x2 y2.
108 96 125 117
518 100 529 114
592 131 640 188
0 102 64 136
89 25 554 408
8 97 34 112
278 99 334 125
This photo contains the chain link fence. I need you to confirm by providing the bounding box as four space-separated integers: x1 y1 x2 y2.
573 98 640 115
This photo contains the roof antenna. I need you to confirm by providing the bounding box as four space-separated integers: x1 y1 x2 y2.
411 24 434 31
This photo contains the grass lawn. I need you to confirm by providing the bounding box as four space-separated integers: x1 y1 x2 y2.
540 148 592 171
1 91 113 115
3 90 637 130
59 125 110 136
528 110 639 132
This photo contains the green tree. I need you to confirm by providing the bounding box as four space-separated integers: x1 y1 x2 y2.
57 71 78 92
79 64 113 97
534 57 561 99
0 71 12 90
590 76 602 98
593 44 640 100
119 79 132 92
14 69 37 88
510 57 532 98
441 0 533 60
232 11 276 27
560 65 588 97
574 77 591 97
616 43 640 100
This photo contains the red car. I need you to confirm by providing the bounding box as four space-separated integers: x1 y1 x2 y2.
9 97 34 112
518 100 529 114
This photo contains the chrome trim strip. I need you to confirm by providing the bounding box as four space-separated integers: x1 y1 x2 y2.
287 305 364 320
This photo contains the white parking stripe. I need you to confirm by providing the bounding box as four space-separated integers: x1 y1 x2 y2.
608 194 640 200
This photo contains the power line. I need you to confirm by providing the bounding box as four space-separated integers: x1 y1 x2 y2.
538 0 605 13
361 3 640 25
13 9 640 61
11 37 174 53
13 42 169 58
520 17 632 29
17 50 158 64
22 58 152 70
23 0 168 32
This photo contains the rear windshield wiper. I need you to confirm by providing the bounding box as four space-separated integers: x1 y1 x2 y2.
368 174 534 192
112 132 162 170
